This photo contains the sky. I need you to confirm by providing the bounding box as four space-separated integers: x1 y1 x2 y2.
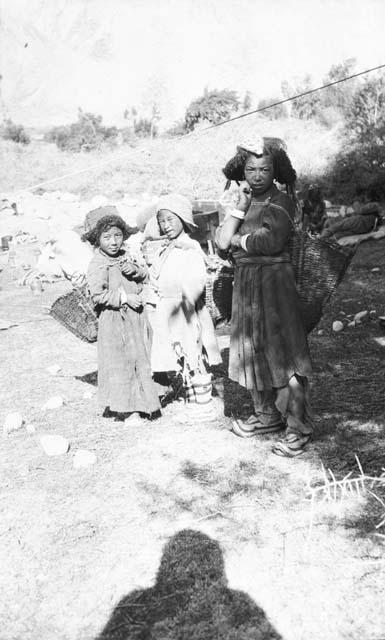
1 0 385 127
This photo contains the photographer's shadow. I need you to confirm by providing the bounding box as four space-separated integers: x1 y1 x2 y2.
96 529 282 639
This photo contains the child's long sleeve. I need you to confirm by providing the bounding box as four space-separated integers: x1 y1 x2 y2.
87 264 121 309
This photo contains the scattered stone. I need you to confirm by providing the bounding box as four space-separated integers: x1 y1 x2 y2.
42 396 64 410
25 423 36 434
73 449 96 468
369 310 377 318
371 267 380 273
317 330 324 335
354 310 369 324
348 321 356 328
39 434 69 456
46 364 62 375
332 321 344 332
3 412 24 435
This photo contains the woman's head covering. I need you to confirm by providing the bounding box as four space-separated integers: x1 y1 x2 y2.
156 193 197 228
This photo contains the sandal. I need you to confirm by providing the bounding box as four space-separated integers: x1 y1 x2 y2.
231 418 285 438
272 433 311 457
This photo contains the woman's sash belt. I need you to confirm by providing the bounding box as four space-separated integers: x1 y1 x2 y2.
234 252 290 267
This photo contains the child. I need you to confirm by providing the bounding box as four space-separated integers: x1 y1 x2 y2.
85 214 160 424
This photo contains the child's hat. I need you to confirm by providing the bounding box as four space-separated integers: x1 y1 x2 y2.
73 206 138 237
156 193 197 228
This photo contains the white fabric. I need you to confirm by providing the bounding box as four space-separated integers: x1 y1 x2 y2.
147 236 221 372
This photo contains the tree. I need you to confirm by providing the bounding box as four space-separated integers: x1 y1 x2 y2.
320 58 357 115
282 75 319 120
45 109 118 152
185 88 240 131
1 119 30 144
345 73 385 141
257 97 287 120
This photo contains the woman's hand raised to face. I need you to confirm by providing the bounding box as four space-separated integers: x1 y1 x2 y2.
237 181 252 212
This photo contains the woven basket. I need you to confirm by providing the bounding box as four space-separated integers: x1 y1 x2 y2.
50 286 98 343
289 231 355 332
205 236 355 332
204 263 233 325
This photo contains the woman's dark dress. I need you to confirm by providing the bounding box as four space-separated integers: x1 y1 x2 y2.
229 185 312 392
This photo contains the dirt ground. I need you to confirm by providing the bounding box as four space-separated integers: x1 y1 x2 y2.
1 239 385 640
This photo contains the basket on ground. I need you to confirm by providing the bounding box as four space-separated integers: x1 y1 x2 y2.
50 286 98 343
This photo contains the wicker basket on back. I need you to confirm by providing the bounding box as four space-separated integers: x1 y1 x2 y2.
203 235 356 333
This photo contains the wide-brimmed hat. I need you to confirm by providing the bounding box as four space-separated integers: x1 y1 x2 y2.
156 193 197 228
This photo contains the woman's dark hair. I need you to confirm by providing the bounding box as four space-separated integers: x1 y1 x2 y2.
82 214 134 246
222 141 297 199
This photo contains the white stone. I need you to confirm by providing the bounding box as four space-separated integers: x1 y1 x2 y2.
332 321 344 332
42 396 64 410
317 330 324 335
26 423 36 434
46 364 62 375
40 434 69 456
347 321 356 328
354 310 368 323
82 390 94 400
73 449 96 468
3 412 24 435
371 267 380 273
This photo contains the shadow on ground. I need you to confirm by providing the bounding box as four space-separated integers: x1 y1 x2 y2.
95 529 283 640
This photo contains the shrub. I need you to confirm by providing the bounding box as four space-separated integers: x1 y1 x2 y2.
1 119 30 145
46 110 119 152
185 88 240 131
134 117 157 138
324 136 385 202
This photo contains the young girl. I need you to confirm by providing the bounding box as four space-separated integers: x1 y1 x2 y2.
146 194 221 405
85 214 160 424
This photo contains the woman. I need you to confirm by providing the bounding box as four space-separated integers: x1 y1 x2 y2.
146 193 221 401
216 138 313 456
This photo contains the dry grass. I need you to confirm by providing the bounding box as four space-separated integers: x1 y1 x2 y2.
1 235 385 639
0 115 340 201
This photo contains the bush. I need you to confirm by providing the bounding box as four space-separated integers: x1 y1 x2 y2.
166 120 187 138
46 111 119 152
1 119 30 145
185 88 240 131
134 117 157 138
324 136 385 202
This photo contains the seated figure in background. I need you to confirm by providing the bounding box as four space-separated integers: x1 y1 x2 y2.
322 202 382 240
302 184 327 234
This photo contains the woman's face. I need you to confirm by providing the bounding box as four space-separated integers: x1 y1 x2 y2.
99 226 124 256
244 154 274 194
157 209 184 240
